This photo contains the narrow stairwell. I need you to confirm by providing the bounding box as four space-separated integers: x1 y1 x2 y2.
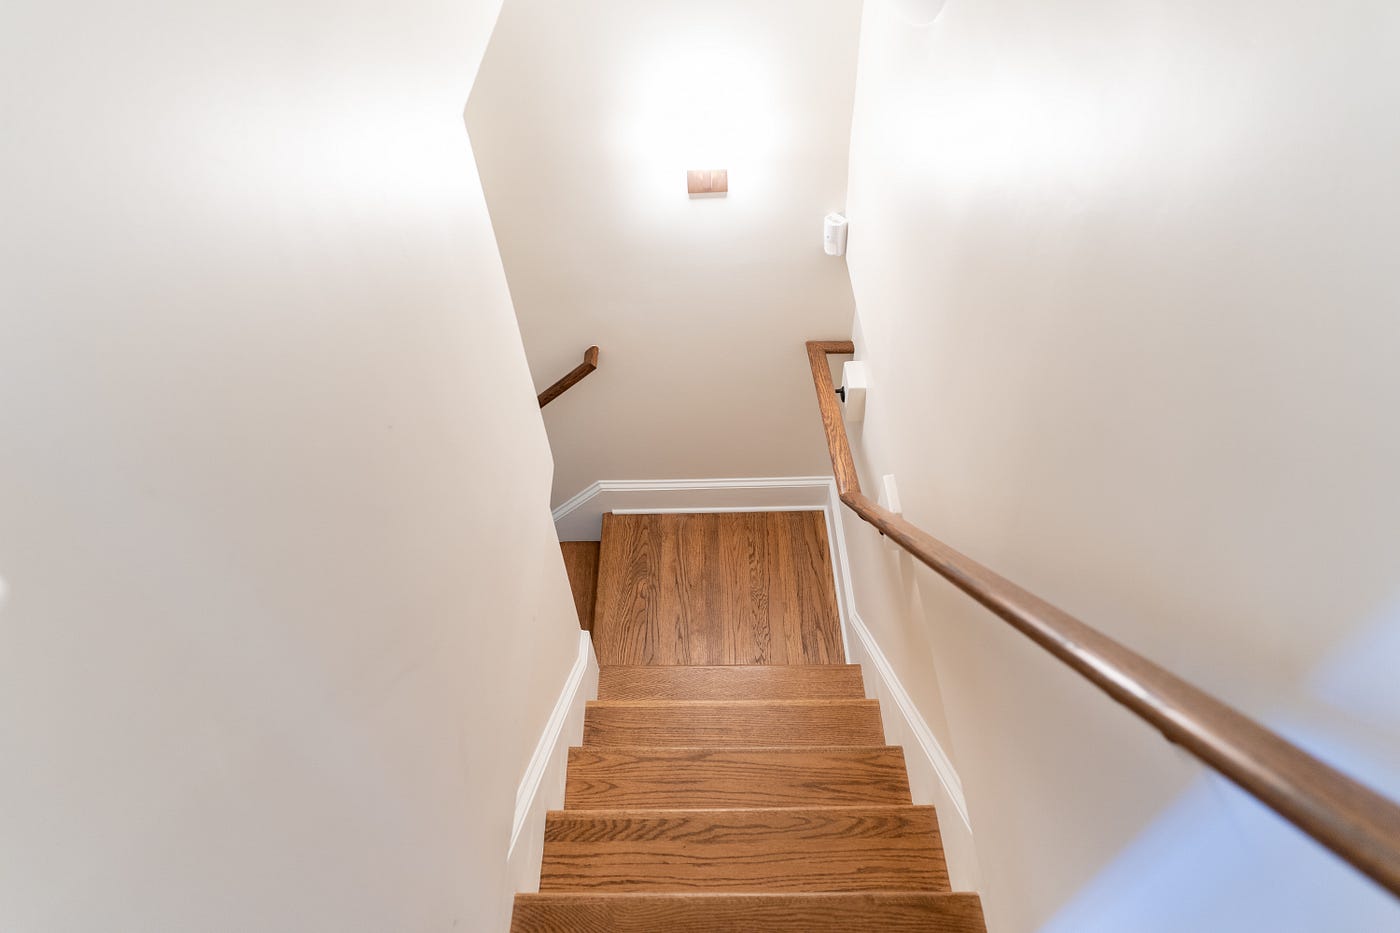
513 512 987 931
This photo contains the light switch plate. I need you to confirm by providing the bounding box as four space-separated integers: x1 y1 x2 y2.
687 169 728 195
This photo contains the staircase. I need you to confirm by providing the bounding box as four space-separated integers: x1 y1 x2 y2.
515 512 987 932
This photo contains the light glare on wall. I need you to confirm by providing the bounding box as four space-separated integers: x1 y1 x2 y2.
610 35 783 208
889 0 948 26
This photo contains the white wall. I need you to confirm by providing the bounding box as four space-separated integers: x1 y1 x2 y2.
466 0 862 508
843 1 1400 931
0 1 580 930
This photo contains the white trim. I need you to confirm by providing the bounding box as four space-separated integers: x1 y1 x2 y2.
507 631 598 889
550 481 604 526
551 476 835 541
819 480 971 834
508 629 593 855
822 479 858 666
850 609 970 829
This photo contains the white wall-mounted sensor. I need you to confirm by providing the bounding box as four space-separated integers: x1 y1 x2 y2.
824 212 848 256
840 360 867 422
879 474 902 516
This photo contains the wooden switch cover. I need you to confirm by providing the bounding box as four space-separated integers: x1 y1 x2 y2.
687 169 728 194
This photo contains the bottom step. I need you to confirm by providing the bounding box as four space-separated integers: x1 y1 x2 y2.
511 891 987 933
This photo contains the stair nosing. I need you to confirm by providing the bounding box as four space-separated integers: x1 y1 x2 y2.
599 663 862 670
586 698 879 707
547 804 936 819
578 745 894 751
534 886 953 898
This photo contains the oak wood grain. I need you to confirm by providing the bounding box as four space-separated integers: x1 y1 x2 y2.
515 486 978 931
560 541 600 632
510 891 988 933
593 512 843 665
539 806 948 893
804 339 1400 898
565 746 912 810
806 340 860 495
583 700 886 747
598 664 865 701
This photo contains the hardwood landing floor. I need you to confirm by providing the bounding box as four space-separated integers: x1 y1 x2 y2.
592 511 844 666
559 541 600 632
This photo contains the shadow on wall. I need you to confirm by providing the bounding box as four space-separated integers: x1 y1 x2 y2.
1039 602 1400 932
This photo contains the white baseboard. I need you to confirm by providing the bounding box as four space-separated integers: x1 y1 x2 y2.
552 477 833 541
820 483 974 846
848 610 970 827
846 608 978 891
506 630 598 896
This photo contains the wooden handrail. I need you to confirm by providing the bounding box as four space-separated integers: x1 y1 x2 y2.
806 339 1400 898
538 346 600 408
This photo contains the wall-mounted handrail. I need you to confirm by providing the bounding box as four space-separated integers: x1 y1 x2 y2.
538 346 600 408
806 338 1400 898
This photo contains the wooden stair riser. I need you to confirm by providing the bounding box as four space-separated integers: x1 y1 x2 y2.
583 700 886 747
598 664 865 701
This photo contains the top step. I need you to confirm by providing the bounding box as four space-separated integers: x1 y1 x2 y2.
593 511 845 665
599 664 865 701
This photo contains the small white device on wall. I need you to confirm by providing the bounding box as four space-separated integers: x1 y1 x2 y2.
824 212 848 256
879 474 902 516
840 360 867 422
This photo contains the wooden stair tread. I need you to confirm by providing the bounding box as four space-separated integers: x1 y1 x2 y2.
513 514 984 932
565 746 911 809
583 699 886 747
510 892 987 932
599 664 865 700
539 806 948 893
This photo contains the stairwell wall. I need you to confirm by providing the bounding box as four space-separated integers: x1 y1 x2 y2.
0 1 579 930
466 0 863 510
840 1 1400 931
